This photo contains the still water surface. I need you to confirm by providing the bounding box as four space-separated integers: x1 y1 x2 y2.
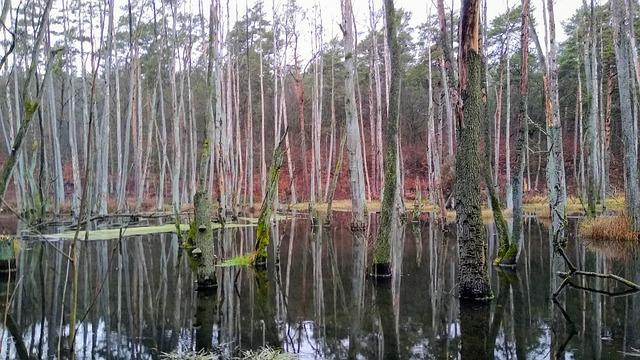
0 213 638 359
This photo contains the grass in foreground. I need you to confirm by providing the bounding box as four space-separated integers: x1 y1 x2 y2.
160 347 295 360
579 215 640 242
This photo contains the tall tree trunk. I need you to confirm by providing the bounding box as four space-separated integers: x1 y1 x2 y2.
324 50 337 201
372 0 401 277
0 0 54 203
585 0 601 216
259 8 267 203
505 53 513 209
426 30 446 226
97 0 115 215
456 0 492 300
341 0 367 229
170 6 181 211
437 0 457 158
544 0 568 244
611 0 640 230
511 0 530 255
157 63 167 210
47 66 64 214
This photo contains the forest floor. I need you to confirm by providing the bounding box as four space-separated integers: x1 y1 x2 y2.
288 195 626 221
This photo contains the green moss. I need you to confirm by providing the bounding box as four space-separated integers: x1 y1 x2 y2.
217 253 255 267
24 100 38 118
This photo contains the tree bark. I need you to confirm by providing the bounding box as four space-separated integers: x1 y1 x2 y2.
372 0 401 277
341 0 367 229
544 0 568 244
611 0 640 230
511 0 531 259
456 0 492 300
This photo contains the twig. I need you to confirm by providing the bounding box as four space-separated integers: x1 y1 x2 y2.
553 240 640 297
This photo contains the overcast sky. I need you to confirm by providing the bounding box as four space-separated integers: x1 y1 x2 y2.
234 0 584 59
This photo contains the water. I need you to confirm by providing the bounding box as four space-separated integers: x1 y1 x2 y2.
0 213 639 359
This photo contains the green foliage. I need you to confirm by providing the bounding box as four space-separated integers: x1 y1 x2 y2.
24 100 39 118
217 253 255 267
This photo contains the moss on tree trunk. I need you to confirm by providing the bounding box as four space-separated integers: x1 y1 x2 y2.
373 0 401 278
254 131 286 266
480 55 511 265
456 50 492 300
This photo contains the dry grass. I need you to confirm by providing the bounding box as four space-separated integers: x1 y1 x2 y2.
584 238 638 260
579 215 639 242
159 347 295 360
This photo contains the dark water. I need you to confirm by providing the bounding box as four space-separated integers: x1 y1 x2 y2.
1 213 639 359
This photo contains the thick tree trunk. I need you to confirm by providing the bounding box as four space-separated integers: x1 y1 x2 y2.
372 0 401 277
456 0 492 300
341 0 367 229
612 0 640 230
511 0 531 264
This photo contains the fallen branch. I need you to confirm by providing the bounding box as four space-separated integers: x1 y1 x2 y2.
553 243 640 297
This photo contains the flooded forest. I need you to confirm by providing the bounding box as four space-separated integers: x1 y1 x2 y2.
0 0 640 358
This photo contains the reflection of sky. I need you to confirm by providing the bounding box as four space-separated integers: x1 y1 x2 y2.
0 319 159 360
2 218 638 359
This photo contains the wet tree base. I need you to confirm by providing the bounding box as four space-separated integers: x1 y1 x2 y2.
368 262 392 279
196 277 217 292
254 255 267 269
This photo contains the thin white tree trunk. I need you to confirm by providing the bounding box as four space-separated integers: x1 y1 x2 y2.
47 71 64 214
341 0 367 228
157 63 167 210
505 54 512 210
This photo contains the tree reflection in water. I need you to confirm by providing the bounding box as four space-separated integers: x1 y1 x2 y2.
0 215 638 358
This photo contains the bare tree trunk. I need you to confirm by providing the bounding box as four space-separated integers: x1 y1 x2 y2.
603 65 613 204
293 29 308 203
494 67 504 187
259 6 267 203
324 50 337 201
585 0 601 216
170 5 181 211
544 0 568 244
98 0 115 215
369 0 383 198
246 10 254 209
47 65 64 214
157 63 167 210
0 0 55 203
437 0 457 158
512 0 530 254
341 0 367 229
426 32 446 225
505 53 513 209
325 130 347 224
372 0 402 277
456 0 492 300
612 0 640 230
68 73 81 216
573 70 581 196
